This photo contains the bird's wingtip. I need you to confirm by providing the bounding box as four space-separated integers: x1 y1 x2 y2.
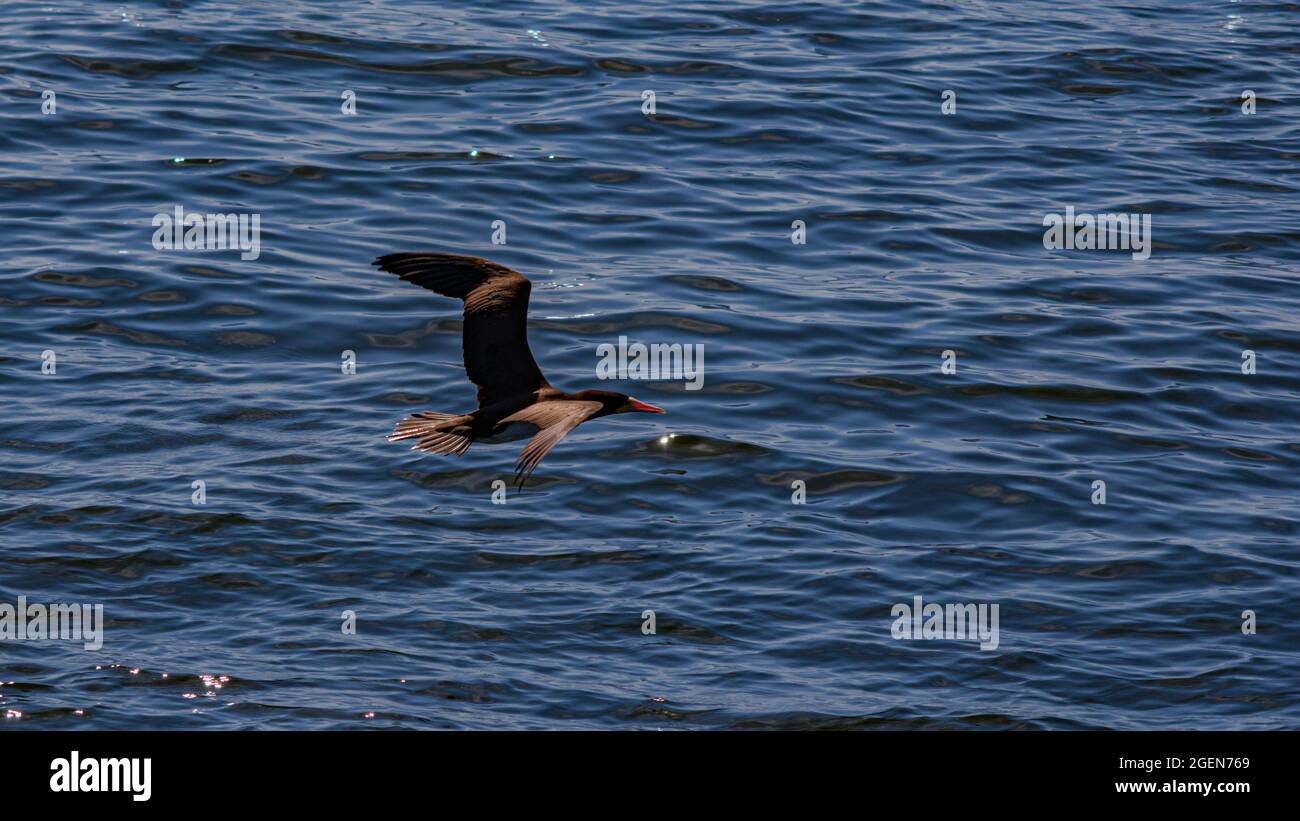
373 252 415 268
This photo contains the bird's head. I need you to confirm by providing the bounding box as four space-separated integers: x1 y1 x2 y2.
578 390 667 417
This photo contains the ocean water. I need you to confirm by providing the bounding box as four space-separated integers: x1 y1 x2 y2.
1 0 1298 730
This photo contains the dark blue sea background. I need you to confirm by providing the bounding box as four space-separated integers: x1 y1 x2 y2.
1 0 1298 729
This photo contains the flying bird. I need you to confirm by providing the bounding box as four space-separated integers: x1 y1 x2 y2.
373 252 666 487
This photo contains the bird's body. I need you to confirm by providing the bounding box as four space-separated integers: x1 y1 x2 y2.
373 252 665 486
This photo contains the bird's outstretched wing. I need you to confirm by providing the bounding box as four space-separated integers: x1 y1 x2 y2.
373 252 548 408
500 400 602 488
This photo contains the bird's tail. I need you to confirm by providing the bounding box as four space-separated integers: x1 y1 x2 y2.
388 411 472 456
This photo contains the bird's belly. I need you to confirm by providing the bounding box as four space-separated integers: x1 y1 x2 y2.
480 421 539 444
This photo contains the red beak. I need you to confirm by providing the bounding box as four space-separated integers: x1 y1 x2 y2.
627 399 666 414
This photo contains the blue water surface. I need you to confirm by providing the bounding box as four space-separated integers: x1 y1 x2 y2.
1 0 1298 729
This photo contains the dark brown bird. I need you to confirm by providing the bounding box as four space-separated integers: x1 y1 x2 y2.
373 252 666 487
